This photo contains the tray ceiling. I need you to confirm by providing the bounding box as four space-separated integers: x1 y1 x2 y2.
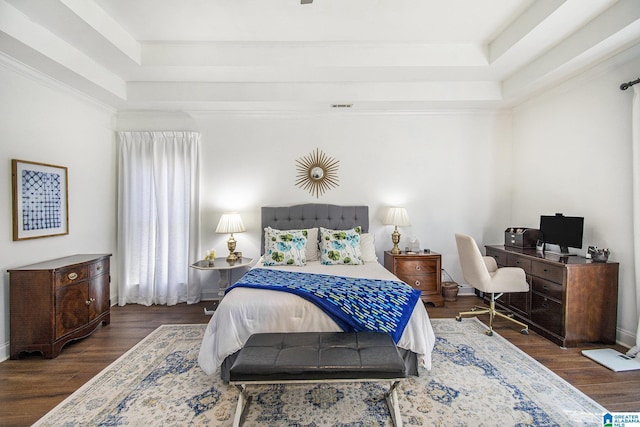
1 0 639 112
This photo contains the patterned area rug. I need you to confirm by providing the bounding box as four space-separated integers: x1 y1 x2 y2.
34 318 606 426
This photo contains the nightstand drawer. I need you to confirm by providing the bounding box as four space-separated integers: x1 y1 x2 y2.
395 259 437 276
400 274 437 291
384 251 443 307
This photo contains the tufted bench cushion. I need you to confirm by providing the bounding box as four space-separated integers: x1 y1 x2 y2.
229 331 406 382
228 331 406 427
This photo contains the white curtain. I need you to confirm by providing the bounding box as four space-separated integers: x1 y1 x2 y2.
117 131 201 306
629 86 640 357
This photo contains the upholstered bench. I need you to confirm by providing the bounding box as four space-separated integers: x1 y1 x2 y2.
229 331 407 427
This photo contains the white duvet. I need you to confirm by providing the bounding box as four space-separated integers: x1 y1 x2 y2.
197 259 436 375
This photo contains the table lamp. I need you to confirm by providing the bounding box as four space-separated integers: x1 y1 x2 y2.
383 207 410 254
216 213 246 261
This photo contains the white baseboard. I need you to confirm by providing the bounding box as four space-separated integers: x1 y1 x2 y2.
457 285 475 296
616 327 636 350
0 340 9 362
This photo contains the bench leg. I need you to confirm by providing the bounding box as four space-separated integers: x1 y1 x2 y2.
233 384 251 427
384 380 403 427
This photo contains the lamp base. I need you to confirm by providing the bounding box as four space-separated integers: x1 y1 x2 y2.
226 234 238 262
390 227 401 254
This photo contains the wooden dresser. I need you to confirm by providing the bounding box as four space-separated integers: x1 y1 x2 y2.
8 254 111 359
384 251 443 307
484 245 618 347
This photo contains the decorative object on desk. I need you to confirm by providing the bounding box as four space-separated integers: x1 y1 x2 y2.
588 246 610 262
11 159 69 241
383 207 410 255
216 213 246 261
295 148 339 198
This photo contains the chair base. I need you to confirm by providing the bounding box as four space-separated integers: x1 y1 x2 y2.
455 294 529 336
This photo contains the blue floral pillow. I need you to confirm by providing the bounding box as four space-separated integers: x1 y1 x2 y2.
264 229 307 266
319 227 364 265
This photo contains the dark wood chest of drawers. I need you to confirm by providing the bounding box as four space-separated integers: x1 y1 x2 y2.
485 246 618 347
384 251 443 307
8 254 111 359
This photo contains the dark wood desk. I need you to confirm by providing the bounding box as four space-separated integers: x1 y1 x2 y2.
484 245 619 347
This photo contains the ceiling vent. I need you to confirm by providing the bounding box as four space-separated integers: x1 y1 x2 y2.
331 104 353 109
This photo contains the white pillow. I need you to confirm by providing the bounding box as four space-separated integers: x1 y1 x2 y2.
263 229 307 266
319 227 364 265
264 227 319 261
360 233 377 262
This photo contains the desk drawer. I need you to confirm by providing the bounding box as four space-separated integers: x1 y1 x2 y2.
485 249 507 266
531 261 564 283
507 254 532 274
532 277 563 301
531 292 563 336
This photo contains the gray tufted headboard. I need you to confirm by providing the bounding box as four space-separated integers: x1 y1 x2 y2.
261 204 369 254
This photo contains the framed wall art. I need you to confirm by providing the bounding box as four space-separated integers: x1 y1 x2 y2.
12 159 69 241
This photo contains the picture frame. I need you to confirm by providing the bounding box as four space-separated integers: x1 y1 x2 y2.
12 159 69 241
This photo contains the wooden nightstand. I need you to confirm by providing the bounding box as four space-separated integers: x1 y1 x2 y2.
384 250 443 307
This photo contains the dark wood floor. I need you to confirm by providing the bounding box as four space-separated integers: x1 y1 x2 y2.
1 296 639 426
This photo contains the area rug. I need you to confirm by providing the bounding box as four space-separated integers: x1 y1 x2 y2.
33 318 606 426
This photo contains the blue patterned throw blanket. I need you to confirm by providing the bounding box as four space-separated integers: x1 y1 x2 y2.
226 268 421 342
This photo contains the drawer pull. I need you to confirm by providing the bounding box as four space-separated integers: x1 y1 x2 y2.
542 302 549 309
542 285 548 290
85 298 96 306
415 265 421 271
68 272 78 281
96 265 103 271
415 280 421 287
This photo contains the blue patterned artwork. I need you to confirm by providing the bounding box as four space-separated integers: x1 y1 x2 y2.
21 169 63 231
12 159 68 240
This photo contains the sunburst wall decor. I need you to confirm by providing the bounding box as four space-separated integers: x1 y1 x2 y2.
295 148 339 198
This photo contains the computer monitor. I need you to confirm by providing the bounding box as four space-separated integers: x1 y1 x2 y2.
539 213 584 255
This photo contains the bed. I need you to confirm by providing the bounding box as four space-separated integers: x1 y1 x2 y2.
198 204 436 381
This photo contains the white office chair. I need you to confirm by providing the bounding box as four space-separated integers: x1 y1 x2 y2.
454 233 529 336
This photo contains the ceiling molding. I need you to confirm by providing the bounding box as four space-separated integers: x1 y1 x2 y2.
1 0 639 113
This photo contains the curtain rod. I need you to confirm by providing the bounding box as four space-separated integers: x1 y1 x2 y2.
620 77 640 90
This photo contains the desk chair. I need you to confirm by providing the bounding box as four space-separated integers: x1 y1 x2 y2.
455 233 529 336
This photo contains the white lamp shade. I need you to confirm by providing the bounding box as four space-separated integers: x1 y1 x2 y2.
216 213 246 234
383 207 410 226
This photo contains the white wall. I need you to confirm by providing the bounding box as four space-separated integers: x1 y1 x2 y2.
116 110 513 298
4 48 638 359
0 61 117 360
511 55 640 347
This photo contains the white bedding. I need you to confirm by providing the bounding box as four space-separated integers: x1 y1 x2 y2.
197 259 436 375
